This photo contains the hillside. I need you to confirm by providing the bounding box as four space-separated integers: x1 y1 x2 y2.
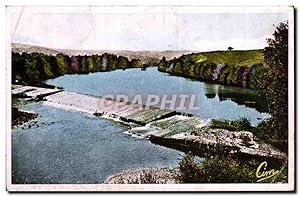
158 49 266 89
180 50 264 66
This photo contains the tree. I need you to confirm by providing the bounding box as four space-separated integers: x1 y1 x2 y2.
24 53 41 84
92 55 101 71
263 22 288 148
70 56 80 73
228 47 234 51
80 56 89 73
130 59 143 68
157 56 168 71
56 54 69 75
118 56 129 69
40 54 54 79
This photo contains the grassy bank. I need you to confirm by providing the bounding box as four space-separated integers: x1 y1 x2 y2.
158 49 266 89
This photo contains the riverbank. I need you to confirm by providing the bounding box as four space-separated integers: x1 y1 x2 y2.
12 107 37 127
105 168 177 184
158 50 266 89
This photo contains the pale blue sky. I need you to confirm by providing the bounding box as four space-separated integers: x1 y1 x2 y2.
10 7 289 51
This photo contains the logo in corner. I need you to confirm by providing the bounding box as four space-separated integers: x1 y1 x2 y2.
256 161 281 182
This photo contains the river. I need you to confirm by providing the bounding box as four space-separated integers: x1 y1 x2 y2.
12 67 270 184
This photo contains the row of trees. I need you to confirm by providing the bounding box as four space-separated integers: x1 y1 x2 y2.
12 52 144 85
158 56 266 90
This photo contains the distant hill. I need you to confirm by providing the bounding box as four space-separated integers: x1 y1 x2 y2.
11 43 197 65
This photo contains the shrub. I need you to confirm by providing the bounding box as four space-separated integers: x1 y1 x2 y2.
210 118 252 131
176 154 287 183
176 154 256 183
176 153 203 183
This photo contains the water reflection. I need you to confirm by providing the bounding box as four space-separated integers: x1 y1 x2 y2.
204 83 269 113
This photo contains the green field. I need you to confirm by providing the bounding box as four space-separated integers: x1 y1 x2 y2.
191 49 264 66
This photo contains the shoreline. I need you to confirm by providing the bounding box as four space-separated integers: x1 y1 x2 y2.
12 107 38 127
104 168 177 184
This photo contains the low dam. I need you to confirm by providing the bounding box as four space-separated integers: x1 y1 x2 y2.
12 85 180 126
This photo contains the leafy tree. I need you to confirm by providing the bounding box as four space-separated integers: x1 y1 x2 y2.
40 54 54 79
173 61 182 75
107 54 118 70
86 56 95 72
92 55 101 71
24 53 41 84
130 59 143 68
12 52 26 83
228 46 234 51
70 56 80 73
80 56 91 73
263 22 288 148
118 56 129 69
56 53 69 75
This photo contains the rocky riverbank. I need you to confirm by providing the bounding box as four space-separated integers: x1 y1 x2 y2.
127 115 287 165
12 107 37 127
105 168 177 184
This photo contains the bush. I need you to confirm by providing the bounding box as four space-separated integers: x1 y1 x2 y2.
200 157 257 183
210 117 252 131
176 153 256 183
176 154 287 183
176 153 203 183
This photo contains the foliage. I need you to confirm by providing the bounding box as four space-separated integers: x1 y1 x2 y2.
24 53 41 84
176 153 287 183
176 154 257 183
251 120 273 143
210 118 252 131
118 55 130 69
263 22 288 148
130 58 143 68
55 54 70 75
158 50 265 89
176 153 203 183
12 51 141 85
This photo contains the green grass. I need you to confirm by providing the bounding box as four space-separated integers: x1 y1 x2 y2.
190 49 264 67
209 118 252 131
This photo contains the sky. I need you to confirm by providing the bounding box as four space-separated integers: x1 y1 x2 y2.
9 6 289 51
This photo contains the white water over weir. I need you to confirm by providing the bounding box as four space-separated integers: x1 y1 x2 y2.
12 85 180 126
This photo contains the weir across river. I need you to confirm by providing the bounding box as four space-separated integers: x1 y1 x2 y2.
12 85 182 126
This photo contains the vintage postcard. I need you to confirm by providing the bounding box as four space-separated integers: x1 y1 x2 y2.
6 6 295 192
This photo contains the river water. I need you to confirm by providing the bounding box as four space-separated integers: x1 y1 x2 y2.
46 67 270 124
12 67 270 184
